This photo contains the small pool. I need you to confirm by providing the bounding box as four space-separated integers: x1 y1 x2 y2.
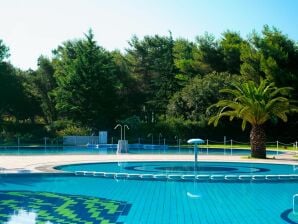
57 161 298 175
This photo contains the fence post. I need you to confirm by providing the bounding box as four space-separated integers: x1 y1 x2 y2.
17 137 20 154
224 136 226 155
230 139 233 155
276 141 279 156
44 137 47 153
206 139 209 155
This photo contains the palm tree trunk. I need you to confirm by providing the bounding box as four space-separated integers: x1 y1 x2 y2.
250 125 266 158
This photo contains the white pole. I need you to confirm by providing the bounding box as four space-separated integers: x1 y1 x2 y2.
276 140 279 156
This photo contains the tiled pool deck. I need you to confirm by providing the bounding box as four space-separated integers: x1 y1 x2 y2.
0 152 297 173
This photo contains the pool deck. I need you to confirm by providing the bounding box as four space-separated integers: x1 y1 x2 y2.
0 152 297 173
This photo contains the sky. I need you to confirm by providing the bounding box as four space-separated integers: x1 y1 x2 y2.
0 0 298 70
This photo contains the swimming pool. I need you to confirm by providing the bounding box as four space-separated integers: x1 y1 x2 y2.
0 161 298 223
0 146 282 156
0 169 297 223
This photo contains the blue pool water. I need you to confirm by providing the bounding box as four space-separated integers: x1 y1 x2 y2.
57 161 298 175
0 171 298 223
0 146 282 156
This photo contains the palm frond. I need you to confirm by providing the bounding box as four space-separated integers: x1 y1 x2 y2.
208 78 297 129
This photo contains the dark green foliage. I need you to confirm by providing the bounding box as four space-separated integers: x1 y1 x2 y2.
0 63 39 121
110 50 141 118
173 38 199 81
53 30 120 129
0 40 9 62
0 26 297 142
167 72 240 122
241 25 298 92
194 33 225 74
127 33 179 116
31 56 57 124
220 31 245 74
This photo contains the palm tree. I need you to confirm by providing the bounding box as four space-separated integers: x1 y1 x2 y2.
208 79 297 158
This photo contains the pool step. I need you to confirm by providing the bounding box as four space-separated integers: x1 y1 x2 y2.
73 171 298 182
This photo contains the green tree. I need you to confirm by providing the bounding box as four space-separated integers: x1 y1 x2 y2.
127 33 179 118
25 56 57 124
259 26 298 92
14 69 42 122
194 33 225 74
0 41 37 122
240 41 263 83
110 50 142 118
53 30 120 129
241 25 298 91
0 39 11 113
0 40 9 61
0 62 18 115
220 31 244 74
173 38 199 81
167 72 239 123
208 79 297 158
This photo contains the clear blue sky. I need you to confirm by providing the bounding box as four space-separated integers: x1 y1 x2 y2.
1 0 297 70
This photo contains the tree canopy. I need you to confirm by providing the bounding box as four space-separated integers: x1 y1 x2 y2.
53 30 120 129
0 25 297 141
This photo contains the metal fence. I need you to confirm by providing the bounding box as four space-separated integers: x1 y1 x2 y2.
0 136 297 152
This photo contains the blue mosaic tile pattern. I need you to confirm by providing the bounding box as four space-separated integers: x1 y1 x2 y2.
0 191 131 224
